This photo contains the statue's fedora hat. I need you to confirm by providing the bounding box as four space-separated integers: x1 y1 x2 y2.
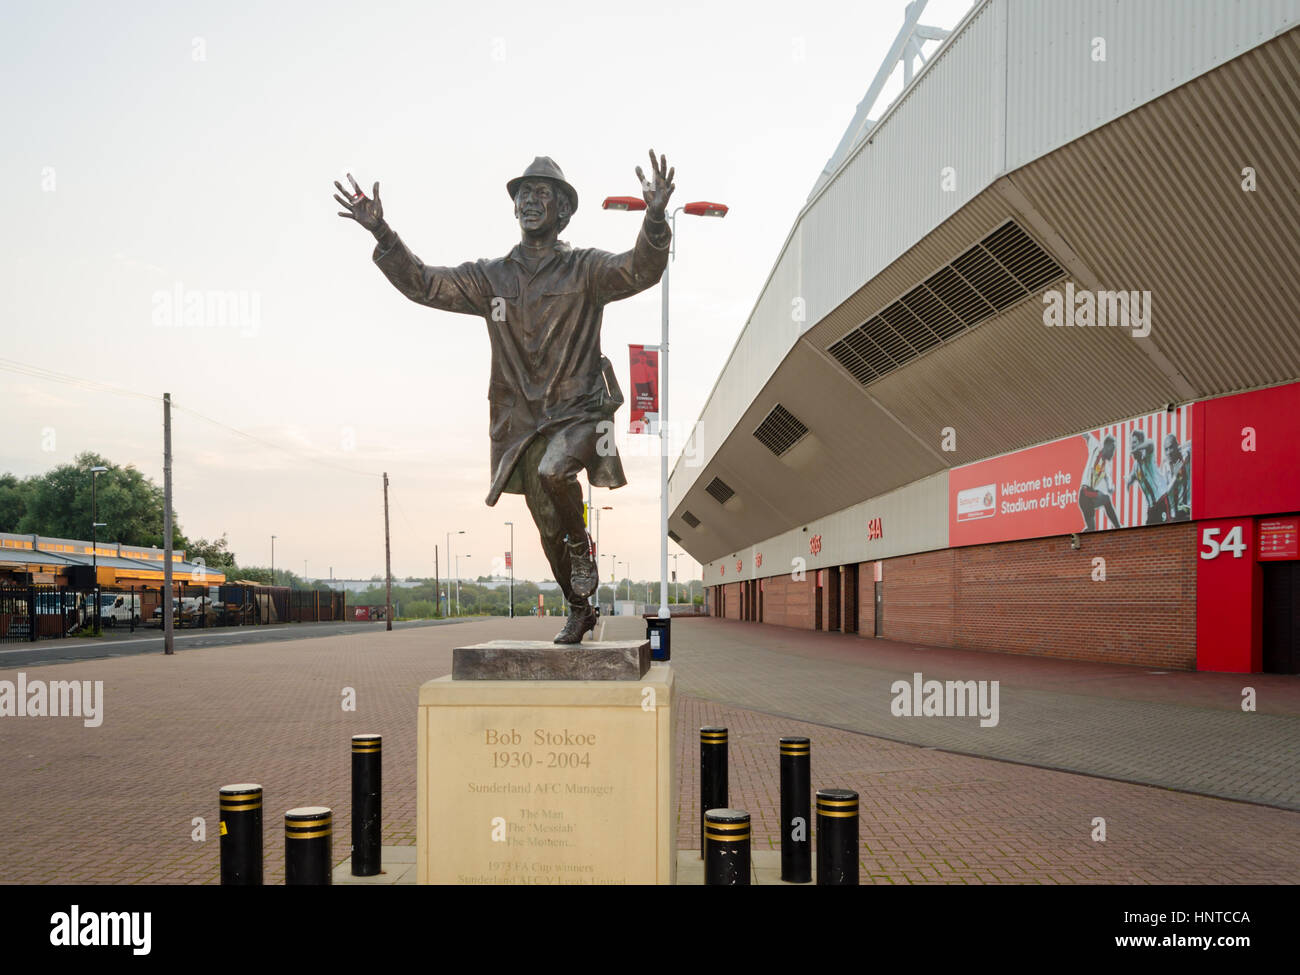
506 157 578 214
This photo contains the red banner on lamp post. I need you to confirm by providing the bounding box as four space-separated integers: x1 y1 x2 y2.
628 344 659 434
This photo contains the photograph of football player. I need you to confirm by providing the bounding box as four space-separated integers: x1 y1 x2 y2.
1078 433 1121 531
1124 428 1168 525
1151 433 1192 522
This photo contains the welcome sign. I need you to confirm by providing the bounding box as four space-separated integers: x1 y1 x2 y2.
949 405 1193 546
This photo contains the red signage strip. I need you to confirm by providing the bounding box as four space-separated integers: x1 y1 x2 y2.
949 406 1193 546
1195 381 1300 521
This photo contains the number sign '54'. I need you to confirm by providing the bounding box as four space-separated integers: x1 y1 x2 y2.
1200 525 1247 559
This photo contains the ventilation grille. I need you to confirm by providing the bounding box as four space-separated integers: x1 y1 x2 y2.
668 530 681 543
753 403 809 456
827 220 1064 386
704 477 735 505
681 511 701 528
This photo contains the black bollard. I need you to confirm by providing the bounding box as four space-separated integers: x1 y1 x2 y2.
219 783 263 885
704 809 751 885
816 788 859 885
351 734 382 877
285 806 332 885
699 726 728 857
779 737 812 883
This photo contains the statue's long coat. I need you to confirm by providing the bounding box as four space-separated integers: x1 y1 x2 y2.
372 218 670 505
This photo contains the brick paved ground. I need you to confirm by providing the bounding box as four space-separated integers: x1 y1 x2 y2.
673 695 1299 883
630 617 1300 809
1 616 1296 884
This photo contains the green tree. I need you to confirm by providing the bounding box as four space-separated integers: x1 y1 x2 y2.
15 452 190 549
227 566 271 585
186 533 237 575
0 473 34 532
404 599 437 619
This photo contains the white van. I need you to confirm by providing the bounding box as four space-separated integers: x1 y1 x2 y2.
100 593 142 627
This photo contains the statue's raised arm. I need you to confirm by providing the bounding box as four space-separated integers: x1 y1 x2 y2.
591 149 675 302
334 171 489 316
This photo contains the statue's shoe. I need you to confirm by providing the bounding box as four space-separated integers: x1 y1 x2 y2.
553 606 596 644
566 537 598 599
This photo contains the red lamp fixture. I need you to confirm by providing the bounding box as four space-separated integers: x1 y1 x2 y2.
602 197 729 218
602 196 646 211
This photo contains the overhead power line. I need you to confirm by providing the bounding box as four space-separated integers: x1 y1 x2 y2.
0 356 159 403
170 403 379 479
0 355 378 479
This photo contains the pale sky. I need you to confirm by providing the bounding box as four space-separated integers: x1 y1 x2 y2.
0 0 973 584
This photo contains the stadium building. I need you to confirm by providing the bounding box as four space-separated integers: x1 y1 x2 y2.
669 0 1300 673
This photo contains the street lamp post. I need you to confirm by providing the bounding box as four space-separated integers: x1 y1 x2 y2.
271 535 277 587
590 506 613 611
504 521 514 619
671 553 680 605
597 505 612 578
602 195 728 621
446 529 464 616
89 465 107 635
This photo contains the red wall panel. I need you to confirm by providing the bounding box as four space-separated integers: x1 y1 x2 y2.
1194 518 1262 673
1195 382 1300 520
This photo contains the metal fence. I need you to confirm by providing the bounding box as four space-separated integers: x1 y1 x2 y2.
0 584 77 643
0 584 346 644
287 588 346 622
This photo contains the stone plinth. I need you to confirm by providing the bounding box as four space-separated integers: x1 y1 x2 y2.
417 662 675 884
453 640 650 681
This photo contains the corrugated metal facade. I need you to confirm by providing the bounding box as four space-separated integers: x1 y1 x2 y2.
801 0 1006 327
1004 0 1300 169
1008 26 1300 397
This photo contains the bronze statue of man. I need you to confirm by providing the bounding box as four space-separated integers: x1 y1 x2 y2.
335 151 674 643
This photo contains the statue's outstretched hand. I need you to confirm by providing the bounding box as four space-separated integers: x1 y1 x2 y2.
334 173 384 233
636 150 675 220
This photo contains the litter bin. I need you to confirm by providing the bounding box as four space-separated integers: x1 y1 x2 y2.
645 615 670 662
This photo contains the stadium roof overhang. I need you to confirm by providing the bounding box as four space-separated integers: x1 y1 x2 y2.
669 16 1300 565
